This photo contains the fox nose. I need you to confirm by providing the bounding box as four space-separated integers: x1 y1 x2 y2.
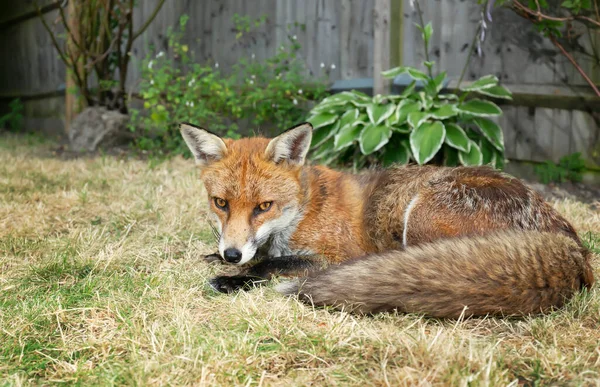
223 248 242 264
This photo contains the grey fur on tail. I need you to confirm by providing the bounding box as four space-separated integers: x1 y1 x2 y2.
277 230 593 318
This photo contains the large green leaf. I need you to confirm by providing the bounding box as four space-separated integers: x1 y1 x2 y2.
382 64 429 81
443 146 460 166
339 108 359 129
457 99 502 117
349 90 371 100
381 135 411 166
409 121 446 165
381 66 409 79
429 104 457 119
310 95 351 114
407 68 429 81
444 123 470 153
311 120 340 148
433 71 447 93
475 85 513 100
458 140 483 166
315 92 358 108
367 103 396 125
437 93 458 101
385 115 398 127
399 81 417 98
493 149 505 169
460 75 498 92
480 139 497 166
395 100 422 125
392 124 412 133
308 112 338 129
473 117 504 151
348 91 373 107
329 91 360 102
424 79 438 97
418 91 434 110
311 137 335 161
359 123 392 155
334 121 363 151
354 112 369 126
407 112 431 129
331 109 361 151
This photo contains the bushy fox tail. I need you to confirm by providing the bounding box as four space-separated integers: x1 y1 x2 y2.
277 231 595 318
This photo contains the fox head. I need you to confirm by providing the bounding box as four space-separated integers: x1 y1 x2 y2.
180 122 313 265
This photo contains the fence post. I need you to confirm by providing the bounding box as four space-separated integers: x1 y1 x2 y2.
373 0 391 96
390 0 403 70
65 1 82 132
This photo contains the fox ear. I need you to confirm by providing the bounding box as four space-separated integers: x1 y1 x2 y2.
265 122 313 165
180 123 227 165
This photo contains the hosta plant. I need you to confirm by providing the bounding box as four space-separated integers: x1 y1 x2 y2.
307 23 512 169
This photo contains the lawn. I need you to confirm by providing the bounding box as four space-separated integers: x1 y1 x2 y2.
1 134 599 386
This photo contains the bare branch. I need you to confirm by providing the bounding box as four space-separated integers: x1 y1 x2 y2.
550 36 600 97
512 0 600 28
132 0 166 41
34 1 69 66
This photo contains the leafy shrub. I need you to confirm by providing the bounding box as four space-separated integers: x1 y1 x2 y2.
130 15 230 154
130 15 328 156
535 153 586 184
307 23 511 169
0 99 24 132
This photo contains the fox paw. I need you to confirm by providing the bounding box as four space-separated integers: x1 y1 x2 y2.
208 275 266 293
204 253 223 264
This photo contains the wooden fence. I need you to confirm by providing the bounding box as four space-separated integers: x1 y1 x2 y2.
0 0 598 173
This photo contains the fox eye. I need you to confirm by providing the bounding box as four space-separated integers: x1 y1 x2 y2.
256 201 272 213
214 197 228 210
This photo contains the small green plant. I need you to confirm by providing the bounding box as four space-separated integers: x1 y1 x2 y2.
130 14 327 156
0 99 24 132
130 15 230 155
229 27 328 132
307 23 511 168
534 153 586 184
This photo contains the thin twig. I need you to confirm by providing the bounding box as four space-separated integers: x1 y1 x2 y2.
57 1 119 71
534 0 542 18
457 24 482 89
132 0 167 40
413 0 433 77
121 0 135 98
512 0 600 28
586 26 600 65
34 1 69 65
35 0 90 103
550 36 600 96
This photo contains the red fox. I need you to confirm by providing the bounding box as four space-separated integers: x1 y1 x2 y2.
180 122 594 318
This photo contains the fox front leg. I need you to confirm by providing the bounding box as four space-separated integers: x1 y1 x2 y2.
208 255 329 294
208 274 267 293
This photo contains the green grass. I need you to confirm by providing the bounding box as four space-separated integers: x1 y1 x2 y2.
1 134 599 385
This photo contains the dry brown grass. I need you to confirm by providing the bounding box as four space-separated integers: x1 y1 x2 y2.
1 134 599 386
